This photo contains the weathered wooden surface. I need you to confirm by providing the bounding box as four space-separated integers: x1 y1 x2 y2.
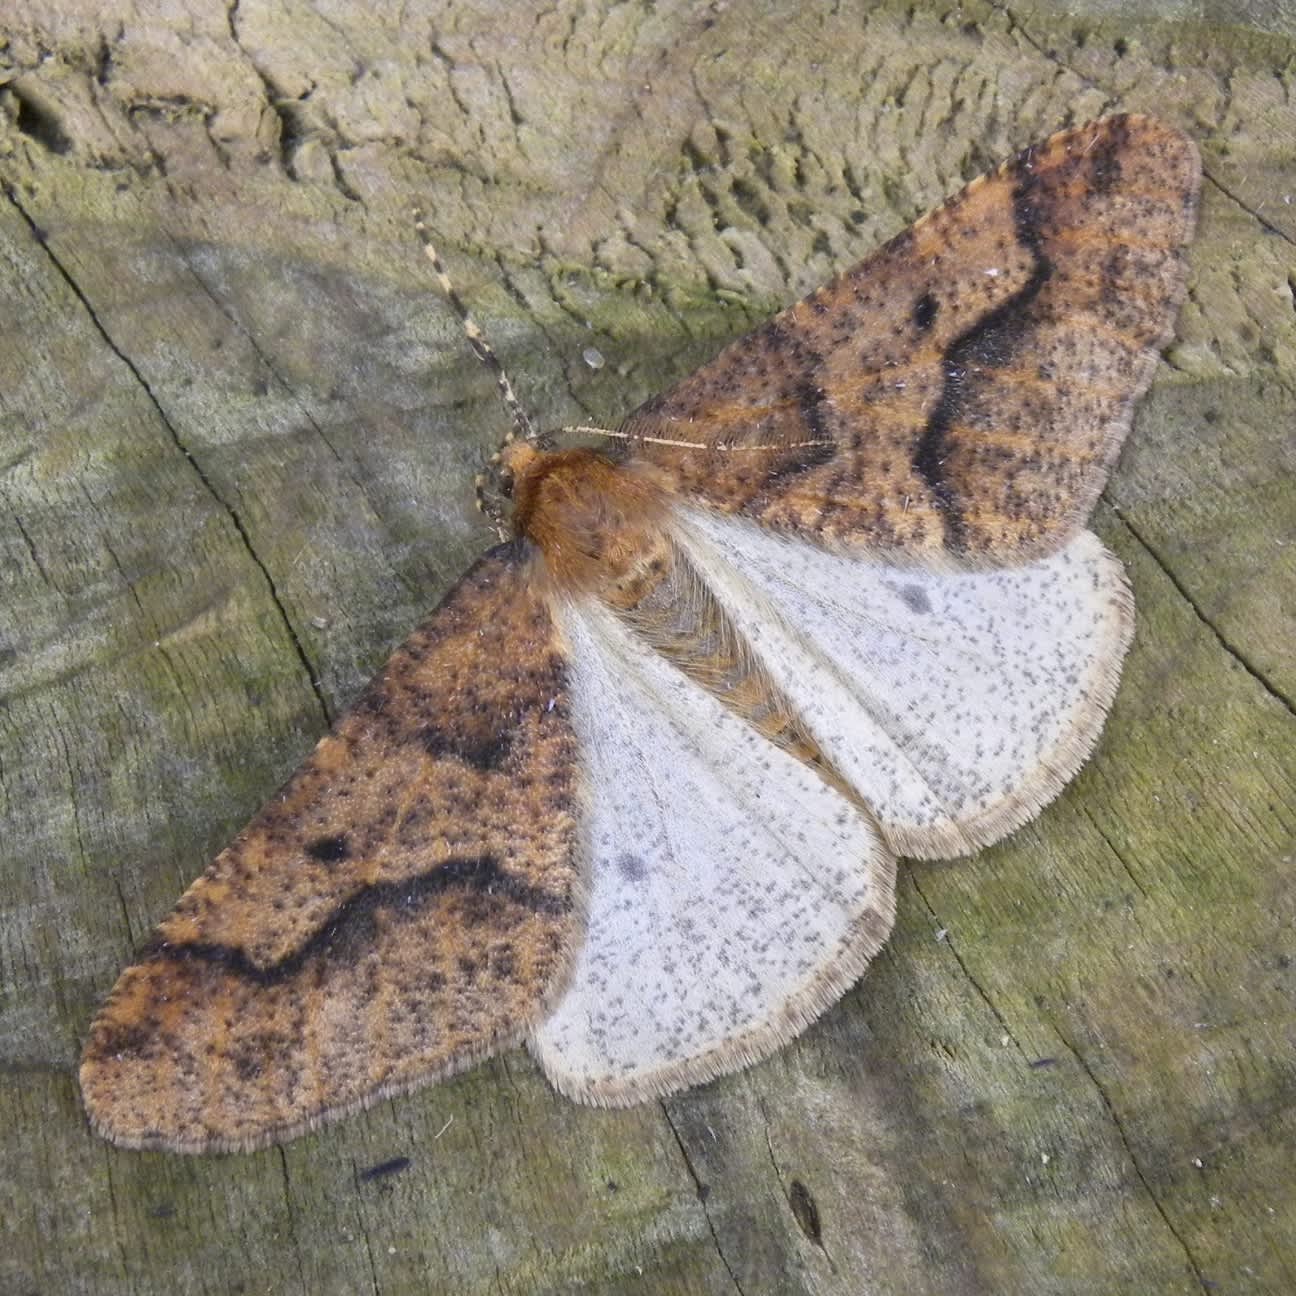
1 2 1293 1292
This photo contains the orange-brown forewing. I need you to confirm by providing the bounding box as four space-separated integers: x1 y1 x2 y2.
620 115 1200 562
80 544 581 1152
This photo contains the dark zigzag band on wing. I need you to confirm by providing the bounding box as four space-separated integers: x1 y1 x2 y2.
760 382 836 493
912 157 1057 552
122 855 574 989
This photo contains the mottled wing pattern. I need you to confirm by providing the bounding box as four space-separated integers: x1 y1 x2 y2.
80 544 581 1152
621 115 1200 562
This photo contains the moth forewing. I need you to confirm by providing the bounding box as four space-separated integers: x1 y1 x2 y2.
81 547 583 1152
619 115 1200 565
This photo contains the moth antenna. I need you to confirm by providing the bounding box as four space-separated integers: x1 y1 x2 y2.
414 211 536 537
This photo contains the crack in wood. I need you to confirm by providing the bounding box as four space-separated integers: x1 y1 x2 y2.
1052 1023 1215 1294
660 1102 748 1296
0 181 335 728
911 874 1027 1056
1086 809 1151 900
1205 172 1296 248
1114 506 1296 717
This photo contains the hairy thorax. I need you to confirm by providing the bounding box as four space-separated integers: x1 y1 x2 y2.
505 437 846 794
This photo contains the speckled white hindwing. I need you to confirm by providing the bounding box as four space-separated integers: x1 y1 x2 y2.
674 510 1134 859
529 597 894 1105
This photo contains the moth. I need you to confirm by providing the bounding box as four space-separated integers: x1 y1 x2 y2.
81 115 1200 1152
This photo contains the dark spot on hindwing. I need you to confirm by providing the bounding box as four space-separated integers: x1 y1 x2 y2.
897 583 931 614
616 852 647 882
